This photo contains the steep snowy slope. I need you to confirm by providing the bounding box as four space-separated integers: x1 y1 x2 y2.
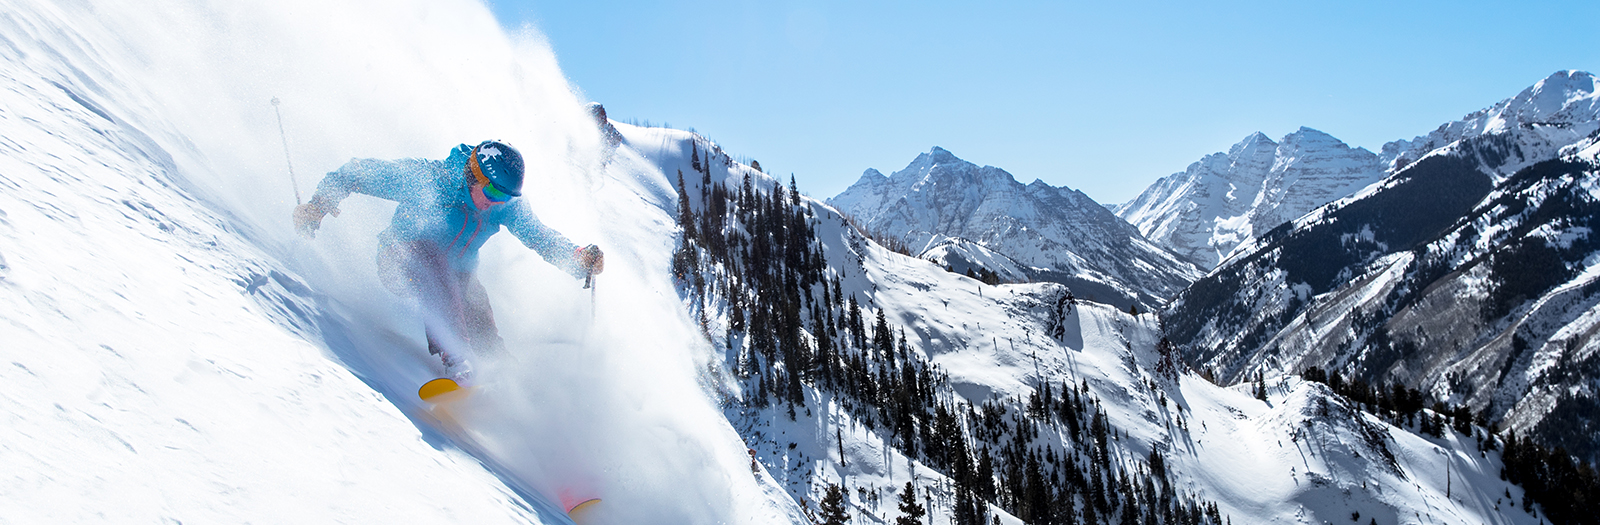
637 126 1544 524
0 1 805 523
829 147 1201 311
1165 74 1600 464
1116 128 1386 269
0 4 547 522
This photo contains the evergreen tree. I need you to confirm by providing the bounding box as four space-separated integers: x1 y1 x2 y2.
672 170 699 280
874 308 893 360
818 483 851 525
847 295 865 349
1155 337 1180 381
895 482 925 525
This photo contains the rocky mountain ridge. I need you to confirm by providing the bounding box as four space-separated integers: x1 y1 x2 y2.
1162 70 1600 464
829 147 1200 311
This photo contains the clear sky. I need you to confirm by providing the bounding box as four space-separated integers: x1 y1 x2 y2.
487 0 1598 205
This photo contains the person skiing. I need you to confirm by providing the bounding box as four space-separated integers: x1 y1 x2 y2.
293 140 604 379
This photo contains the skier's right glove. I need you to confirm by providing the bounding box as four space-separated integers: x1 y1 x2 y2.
293 197 341 239
576 244 605 276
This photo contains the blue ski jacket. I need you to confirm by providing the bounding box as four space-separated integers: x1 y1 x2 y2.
311 144 584 277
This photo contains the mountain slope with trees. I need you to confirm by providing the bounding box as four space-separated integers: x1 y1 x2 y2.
626 124 1551 525
1164 71 1600 471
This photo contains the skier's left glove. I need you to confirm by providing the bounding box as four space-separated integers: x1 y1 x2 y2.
293 197 341 239
576 244 605 276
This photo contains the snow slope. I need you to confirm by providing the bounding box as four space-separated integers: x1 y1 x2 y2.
0 3 546 522
1115 128 1386 269
849 230 1545 525
1 1 802 522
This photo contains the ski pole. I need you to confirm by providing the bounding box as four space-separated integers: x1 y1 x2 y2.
271 97 302 205
588 272 597 320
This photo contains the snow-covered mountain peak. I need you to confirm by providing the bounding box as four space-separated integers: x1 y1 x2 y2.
1226 131 1277 157
1116 128 1384 268
892 146 1014 191
924 145 961 164
856 167 886 184
831 148 1200 310
1382 69 1600 174
1281 126 1348 149
1516 69 1598 122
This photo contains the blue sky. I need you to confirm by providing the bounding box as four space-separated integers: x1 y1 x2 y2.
488 0 1598 205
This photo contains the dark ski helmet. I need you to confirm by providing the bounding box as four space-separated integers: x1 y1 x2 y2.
471 140 524 197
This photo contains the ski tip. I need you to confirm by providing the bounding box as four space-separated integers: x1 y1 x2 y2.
418 377 471 403
566 497 601 517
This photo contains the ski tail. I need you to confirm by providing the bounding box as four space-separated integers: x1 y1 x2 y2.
418 377 471 403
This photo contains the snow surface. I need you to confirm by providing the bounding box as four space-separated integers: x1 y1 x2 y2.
1 0 798 522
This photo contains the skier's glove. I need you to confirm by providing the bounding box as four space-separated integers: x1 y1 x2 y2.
293 197 341 239
576 244 605 275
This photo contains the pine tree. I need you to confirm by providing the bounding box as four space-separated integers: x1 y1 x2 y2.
672 170 699 280
1155 337 1180 381
818 483 851 525
847 295 865 349
895 482 925 525
874 308 892 360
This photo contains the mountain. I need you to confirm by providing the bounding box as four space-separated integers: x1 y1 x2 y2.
1164 70 1600 463
647 126 1550 525
1382 70 1600 177
1116 128 1386 269
829 147 1201 310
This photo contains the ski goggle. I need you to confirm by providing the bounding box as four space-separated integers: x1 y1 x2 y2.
468 149 514 203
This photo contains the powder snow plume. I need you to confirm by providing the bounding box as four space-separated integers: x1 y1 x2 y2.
0 0 798 522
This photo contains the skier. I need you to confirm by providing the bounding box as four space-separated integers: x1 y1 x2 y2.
293 140 604 379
